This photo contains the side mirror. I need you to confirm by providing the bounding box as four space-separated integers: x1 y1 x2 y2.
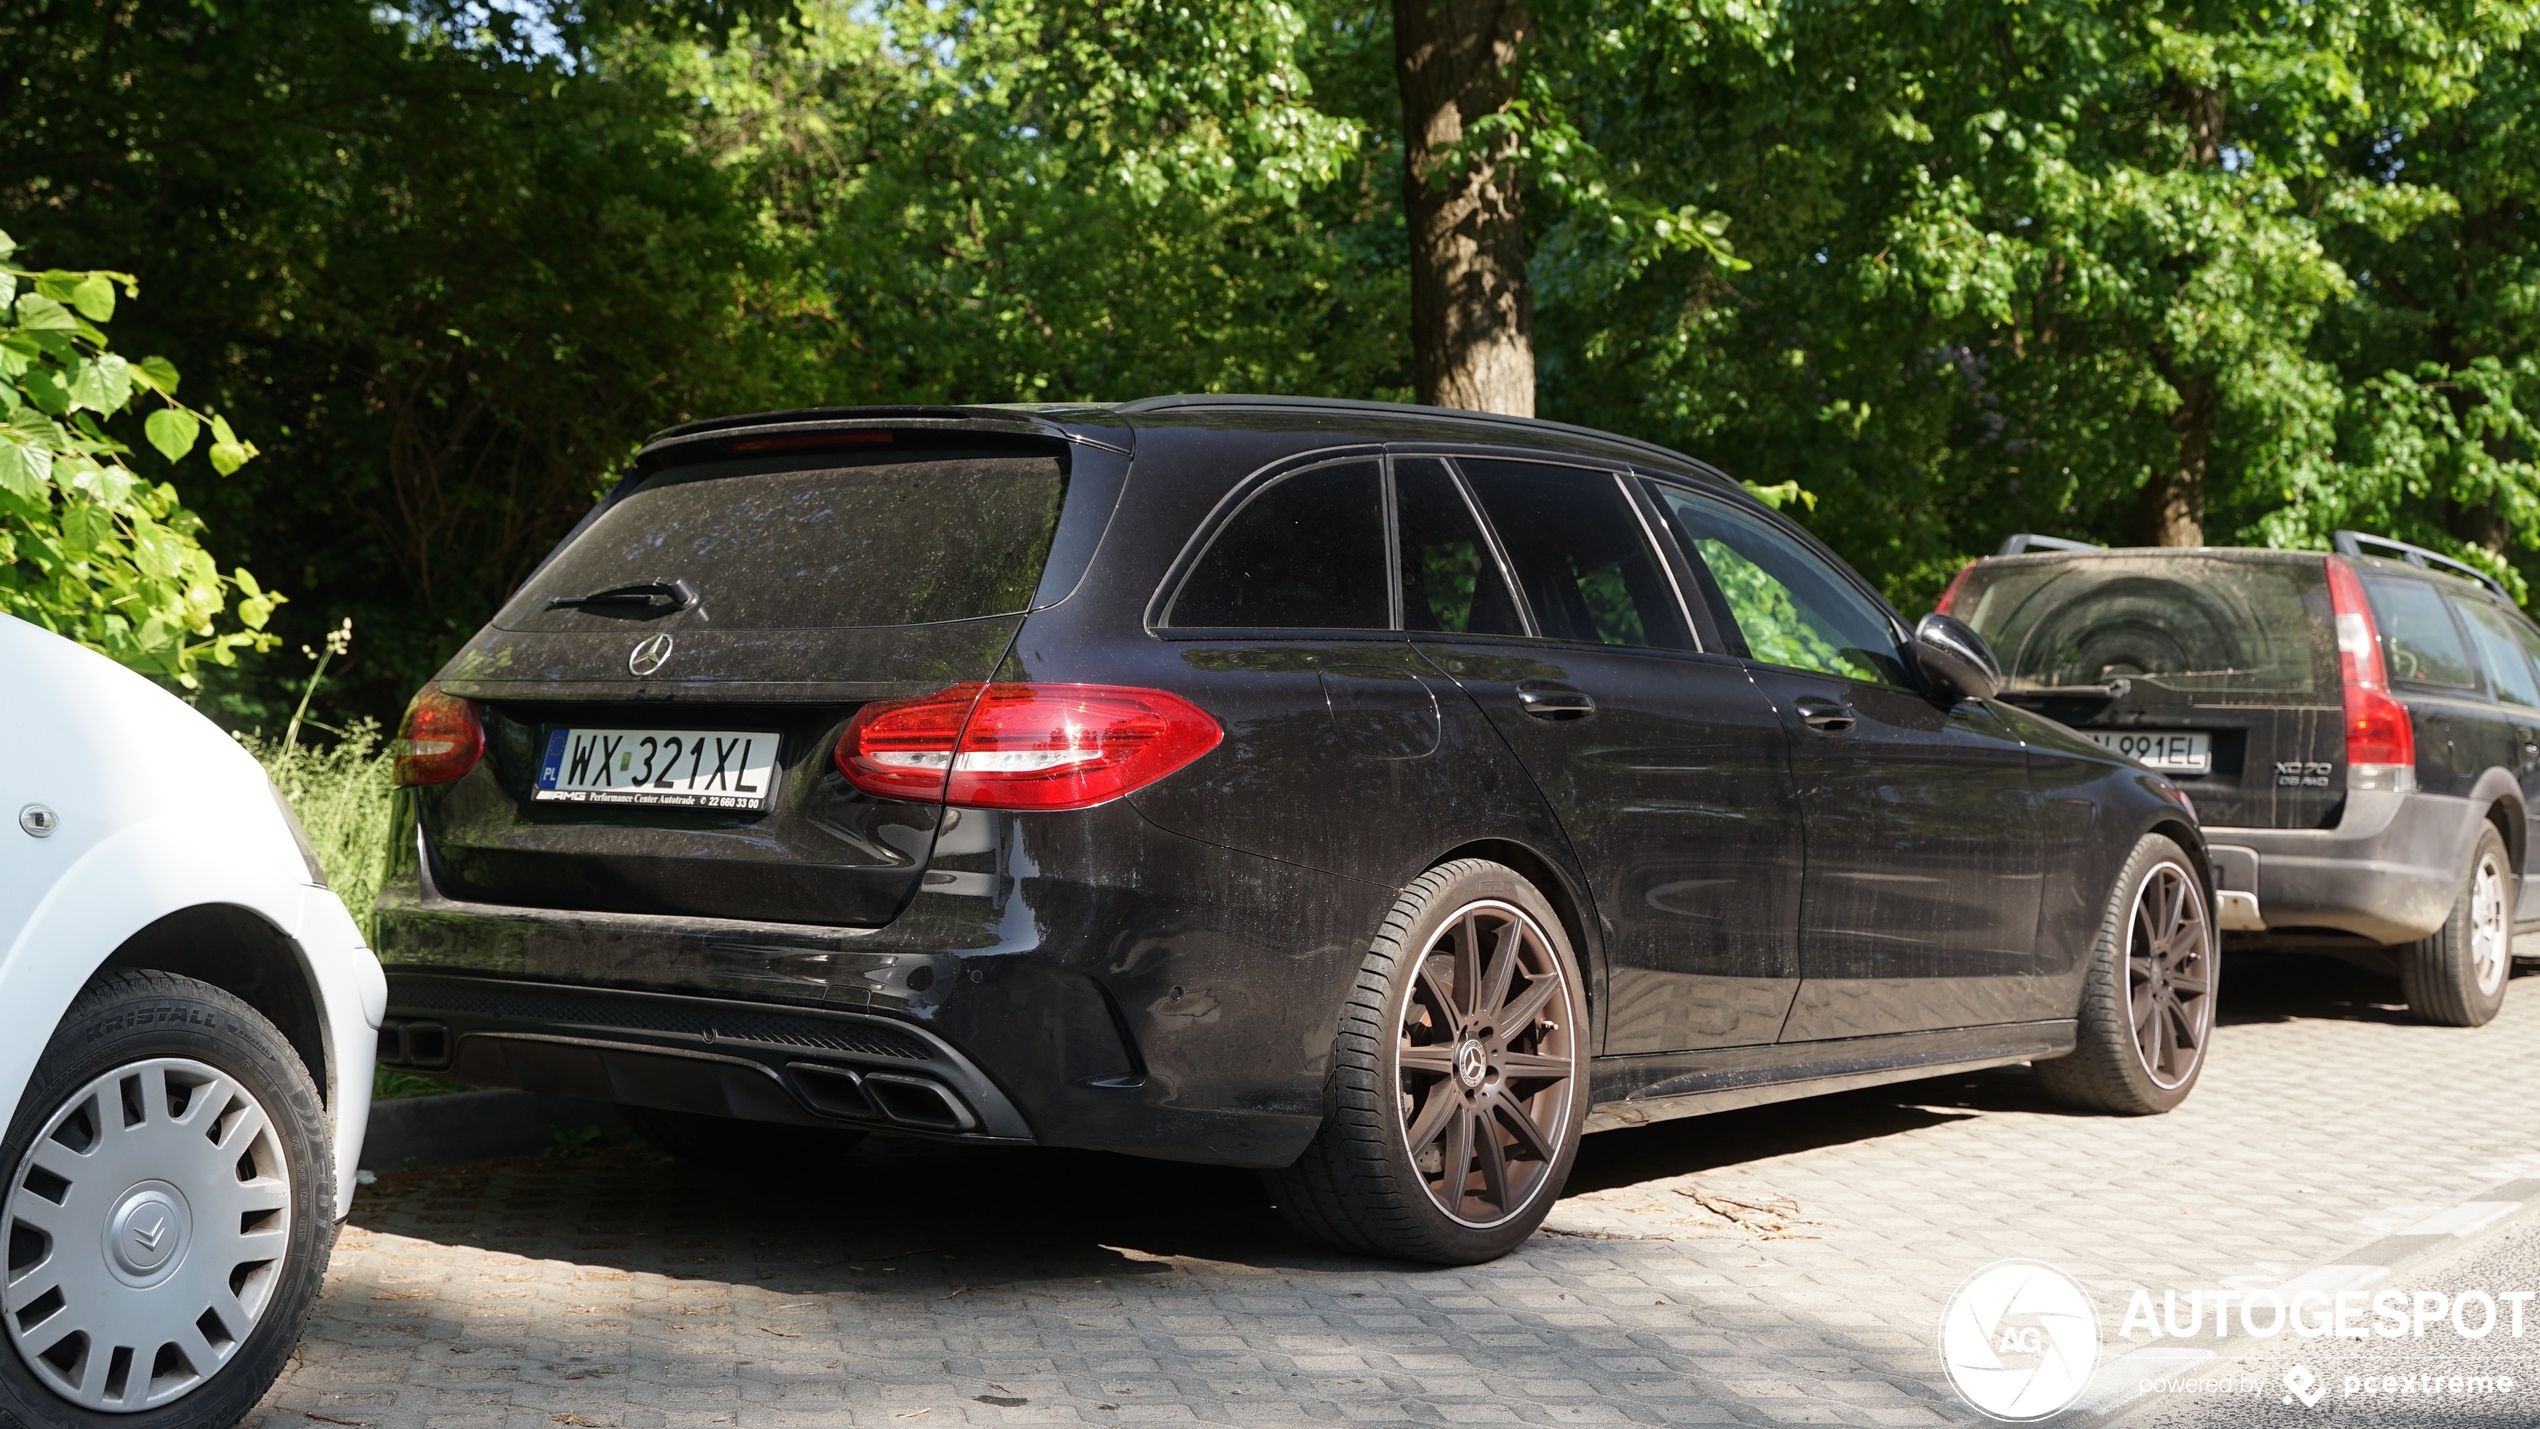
1913 612 2003 702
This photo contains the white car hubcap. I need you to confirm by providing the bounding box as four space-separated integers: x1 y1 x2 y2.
3 1058 292 1411
2471 854 2510 998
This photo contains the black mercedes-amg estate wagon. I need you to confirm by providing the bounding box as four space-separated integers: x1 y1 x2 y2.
375 396 2211 1262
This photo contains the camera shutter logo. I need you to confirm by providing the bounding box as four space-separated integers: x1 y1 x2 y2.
629 633 675 677
1938 1259 2102 1421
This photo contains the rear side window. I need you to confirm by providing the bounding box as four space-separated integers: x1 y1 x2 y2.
1394 458 1526 637
1951 555 2327 697
1165 459 1389 629
2363 575 2477 689
505 454 1065 630
2453 598 2540 707
1457 459 1693 650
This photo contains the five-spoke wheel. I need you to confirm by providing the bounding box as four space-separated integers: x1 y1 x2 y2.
2401 823 2515 1027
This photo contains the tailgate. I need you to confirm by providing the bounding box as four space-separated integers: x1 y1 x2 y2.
418 436 1067 925
1960 550 2345 830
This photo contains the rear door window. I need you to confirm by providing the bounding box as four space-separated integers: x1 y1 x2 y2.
2363 575 2480 690
1455 459 1694 650
1649 485 1910 686
1393 458 1527 637
2454 598 2540 707
1164 459 1389 630
505 454 1065 630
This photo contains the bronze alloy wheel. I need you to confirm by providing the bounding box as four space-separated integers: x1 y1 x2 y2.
1392 899 1577 1228
2128 859 2214 1090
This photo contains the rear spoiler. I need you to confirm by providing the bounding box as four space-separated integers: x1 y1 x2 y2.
2332 530 2513 600
1995 533 2105 556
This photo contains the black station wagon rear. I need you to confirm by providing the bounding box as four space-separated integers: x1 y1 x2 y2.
1947 533 2540 1028
376 397 2211 1262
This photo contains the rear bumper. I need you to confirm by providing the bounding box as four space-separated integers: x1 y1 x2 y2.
2206 790 2484 944
373 798 1386 1169
382 973 1035 1141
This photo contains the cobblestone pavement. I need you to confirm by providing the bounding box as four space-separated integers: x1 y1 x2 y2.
255 950 2540 1429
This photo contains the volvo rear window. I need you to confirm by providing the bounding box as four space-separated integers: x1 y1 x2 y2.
500 454 1066 630
1953 555 2330 697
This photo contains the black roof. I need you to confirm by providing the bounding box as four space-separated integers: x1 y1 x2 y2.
638 395 1740 492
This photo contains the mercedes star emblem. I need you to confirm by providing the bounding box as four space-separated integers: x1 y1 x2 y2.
629 633 675 677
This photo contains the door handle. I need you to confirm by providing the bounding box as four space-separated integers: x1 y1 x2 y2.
1517 686 1596 721
1794 697 1856 733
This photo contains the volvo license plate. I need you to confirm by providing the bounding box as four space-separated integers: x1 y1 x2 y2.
2081 729 2211 774
534 728 780 808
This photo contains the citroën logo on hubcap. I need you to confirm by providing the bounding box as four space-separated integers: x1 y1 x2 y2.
629 633 675 677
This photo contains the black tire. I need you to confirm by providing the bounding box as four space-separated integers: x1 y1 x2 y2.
2399 823 2514 1028
2035 834 2216 1115
619 1106 867 1168
0 971 334 1429
1263 859 1588 1265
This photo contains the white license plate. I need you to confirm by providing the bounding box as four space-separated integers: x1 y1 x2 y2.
534 728 780 809
2082 729 2212 773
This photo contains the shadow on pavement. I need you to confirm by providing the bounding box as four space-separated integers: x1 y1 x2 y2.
2209 947 2540 1026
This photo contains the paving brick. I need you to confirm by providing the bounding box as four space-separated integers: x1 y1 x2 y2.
243 956 2540 1429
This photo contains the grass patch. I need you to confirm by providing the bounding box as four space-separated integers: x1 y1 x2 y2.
241 720 394 942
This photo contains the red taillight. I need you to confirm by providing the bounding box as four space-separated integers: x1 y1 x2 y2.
2325 556 2417 775
392 684 485 787
835 683 1223 811
1934 561 1977 615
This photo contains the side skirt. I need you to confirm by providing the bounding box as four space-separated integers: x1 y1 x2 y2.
1584 1020 2077 1133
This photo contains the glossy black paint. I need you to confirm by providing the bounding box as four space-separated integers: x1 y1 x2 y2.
374 397 2201 1168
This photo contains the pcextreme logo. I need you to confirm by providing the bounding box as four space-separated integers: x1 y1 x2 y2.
1938 1259 2103 1421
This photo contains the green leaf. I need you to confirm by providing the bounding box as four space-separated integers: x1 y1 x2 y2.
0 442 50 503
20 365 72 415
60 503 111 555
68 354 132 414
132 356 180 396
68 274 115 323
144 408 200 462
13 294 75 331
205 413 256 475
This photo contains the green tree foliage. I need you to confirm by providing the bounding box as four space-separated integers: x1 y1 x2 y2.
10 0 2540 709
655 1 1405 404
0 232 279 682
1532 0 2539 608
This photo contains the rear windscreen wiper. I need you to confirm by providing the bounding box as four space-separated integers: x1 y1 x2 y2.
546 578 699 615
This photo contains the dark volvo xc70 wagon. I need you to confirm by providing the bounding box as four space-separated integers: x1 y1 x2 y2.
377 397 2210 1262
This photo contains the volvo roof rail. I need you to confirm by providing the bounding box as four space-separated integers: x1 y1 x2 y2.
2332 530 2513 600
1996 533 2107 556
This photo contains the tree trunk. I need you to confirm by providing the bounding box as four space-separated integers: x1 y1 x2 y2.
1394 0 1534 416
2140 80 2224 546
2141 371 2213 547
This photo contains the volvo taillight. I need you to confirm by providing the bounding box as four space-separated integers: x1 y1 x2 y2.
392 684 485 787
835 684 1223 811
2324 556 2417 791
1934 561 1977 615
